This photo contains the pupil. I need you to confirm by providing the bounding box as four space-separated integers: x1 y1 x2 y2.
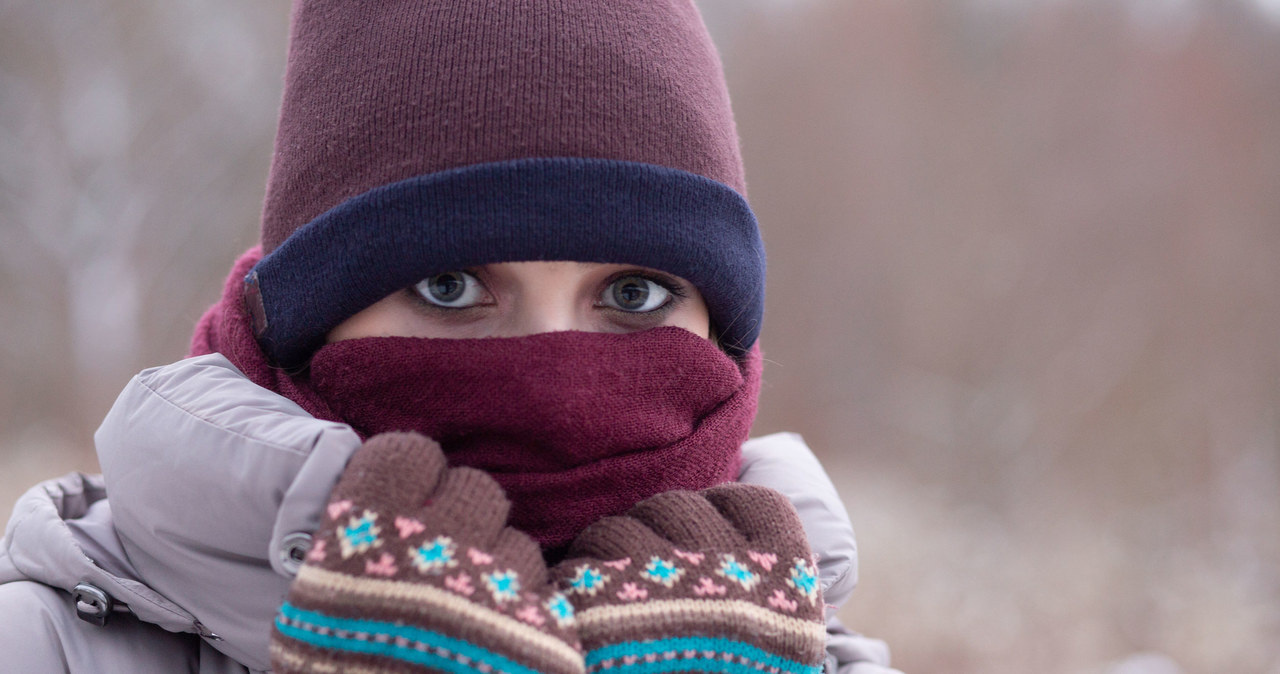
430 273 464 302
614 279 648 309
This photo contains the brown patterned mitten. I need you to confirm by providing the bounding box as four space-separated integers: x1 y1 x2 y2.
553 484 826 674
271 432 583 674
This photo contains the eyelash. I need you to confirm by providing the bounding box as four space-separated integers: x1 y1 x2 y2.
405 268 690 313
599 271 689 304
406 268 489 312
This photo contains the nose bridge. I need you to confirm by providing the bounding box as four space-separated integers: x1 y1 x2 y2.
511 297 577 335
505 264 584 336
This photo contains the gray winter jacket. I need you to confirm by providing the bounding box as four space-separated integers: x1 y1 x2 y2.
0 354 896 673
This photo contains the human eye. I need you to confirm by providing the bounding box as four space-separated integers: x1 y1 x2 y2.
411 271 490 309
599 274 681 313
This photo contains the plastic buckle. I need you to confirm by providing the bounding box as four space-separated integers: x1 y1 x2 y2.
72 583 113 627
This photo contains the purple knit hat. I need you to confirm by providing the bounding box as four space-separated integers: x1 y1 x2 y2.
247 0 765 367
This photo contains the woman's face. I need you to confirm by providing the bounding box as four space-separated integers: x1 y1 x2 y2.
328 261 711 342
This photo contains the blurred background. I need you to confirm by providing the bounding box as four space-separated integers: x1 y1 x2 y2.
2 0 1278 671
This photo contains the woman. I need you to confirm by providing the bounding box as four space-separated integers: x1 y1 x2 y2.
0 1 897 672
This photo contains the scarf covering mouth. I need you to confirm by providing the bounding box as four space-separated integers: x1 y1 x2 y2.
191 248 761 549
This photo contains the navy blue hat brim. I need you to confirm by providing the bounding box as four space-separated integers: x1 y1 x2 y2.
247 157 765 368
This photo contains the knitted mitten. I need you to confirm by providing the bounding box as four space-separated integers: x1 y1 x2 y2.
270 432 584 674
553 484 827 674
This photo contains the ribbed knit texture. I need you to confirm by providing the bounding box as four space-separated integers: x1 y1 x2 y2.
250 158 764 366
307 327 759 553
271 432 585 674
261 0 744 249
552 485 828 674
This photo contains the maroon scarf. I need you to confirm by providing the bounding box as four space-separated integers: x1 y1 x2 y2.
191 248 761 549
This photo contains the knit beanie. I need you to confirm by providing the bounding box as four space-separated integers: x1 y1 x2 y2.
246 0 765 368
